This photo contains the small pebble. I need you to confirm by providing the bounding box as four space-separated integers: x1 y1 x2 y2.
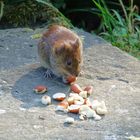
64 117 75 124
39 115 45 120
0 109 6 114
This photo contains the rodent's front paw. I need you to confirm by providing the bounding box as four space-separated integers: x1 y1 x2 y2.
62 76 69 84
43 69 54 78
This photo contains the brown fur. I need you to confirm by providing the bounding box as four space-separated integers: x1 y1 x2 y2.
38 25 83 81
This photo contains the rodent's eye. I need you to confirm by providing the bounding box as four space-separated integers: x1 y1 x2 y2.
66 60 72 66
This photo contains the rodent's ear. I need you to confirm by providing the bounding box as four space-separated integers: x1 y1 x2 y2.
71 38 80 50
55 45 65 55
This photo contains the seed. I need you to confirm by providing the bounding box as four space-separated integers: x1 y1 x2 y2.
34 85 47 94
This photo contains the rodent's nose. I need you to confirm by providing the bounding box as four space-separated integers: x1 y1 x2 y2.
74 71 80 77
73 70 80 77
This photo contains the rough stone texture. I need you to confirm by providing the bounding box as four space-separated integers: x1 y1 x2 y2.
0 28 140 140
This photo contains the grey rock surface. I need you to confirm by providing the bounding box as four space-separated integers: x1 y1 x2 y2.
0 28 140 140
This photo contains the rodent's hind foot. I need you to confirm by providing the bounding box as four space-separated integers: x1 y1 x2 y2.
43 69 54 79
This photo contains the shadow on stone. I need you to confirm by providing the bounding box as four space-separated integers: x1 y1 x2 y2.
11 67 70 109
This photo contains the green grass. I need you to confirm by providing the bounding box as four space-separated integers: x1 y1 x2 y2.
92 0 140 59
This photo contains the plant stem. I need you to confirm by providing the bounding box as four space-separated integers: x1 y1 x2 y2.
0 1 4 20
118 0 128 20
128 0 134 33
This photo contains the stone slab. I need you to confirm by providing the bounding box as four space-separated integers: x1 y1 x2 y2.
0 28 140 140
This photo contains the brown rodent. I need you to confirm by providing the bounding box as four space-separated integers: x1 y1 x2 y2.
38 25 83 83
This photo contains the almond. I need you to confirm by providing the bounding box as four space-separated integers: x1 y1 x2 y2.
66 75 77 84
68 104 81 113
58 101 69 109
84 86 93 96
70 84 83 93
79 91 88 99
94 114 102 121
56 101 69 112
67 96 74 105
74 100 84 105
34 85 47 94
53 93 66 101
69 93 84 105
96 108 108 115
91 100 101 110
84 98 92 108
79 105 97 118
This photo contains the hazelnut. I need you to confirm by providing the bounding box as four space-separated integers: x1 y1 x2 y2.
41 95 51 105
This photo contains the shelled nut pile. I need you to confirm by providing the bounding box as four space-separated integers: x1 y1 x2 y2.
34 84 108 123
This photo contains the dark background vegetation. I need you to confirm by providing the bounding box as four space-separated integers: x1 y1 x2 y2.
0 0 140 59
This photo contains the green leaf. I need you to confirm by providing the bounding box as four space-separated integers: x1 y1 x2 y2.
112 9 125 26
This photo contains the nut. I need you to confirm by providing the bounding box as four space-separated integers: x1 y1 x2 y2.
79 105 97 118
69 93 84 105
84 98 92 108
96 108 108 115
92 100 108 115
79 91 88 99
58 101 69 109
67 96 74 105
70 84 83 93
91 100 101 110
68 104 81 113
53 93 66 101
94 114 102 121
66 75 77 84
84 86 93 96
55 100 69 112
69 93 79 97
41 95 51 105
34 85 47 94
79 105 91 114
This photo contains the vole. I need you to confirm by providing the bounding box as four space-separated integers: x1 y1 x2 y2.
38 25 83 83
